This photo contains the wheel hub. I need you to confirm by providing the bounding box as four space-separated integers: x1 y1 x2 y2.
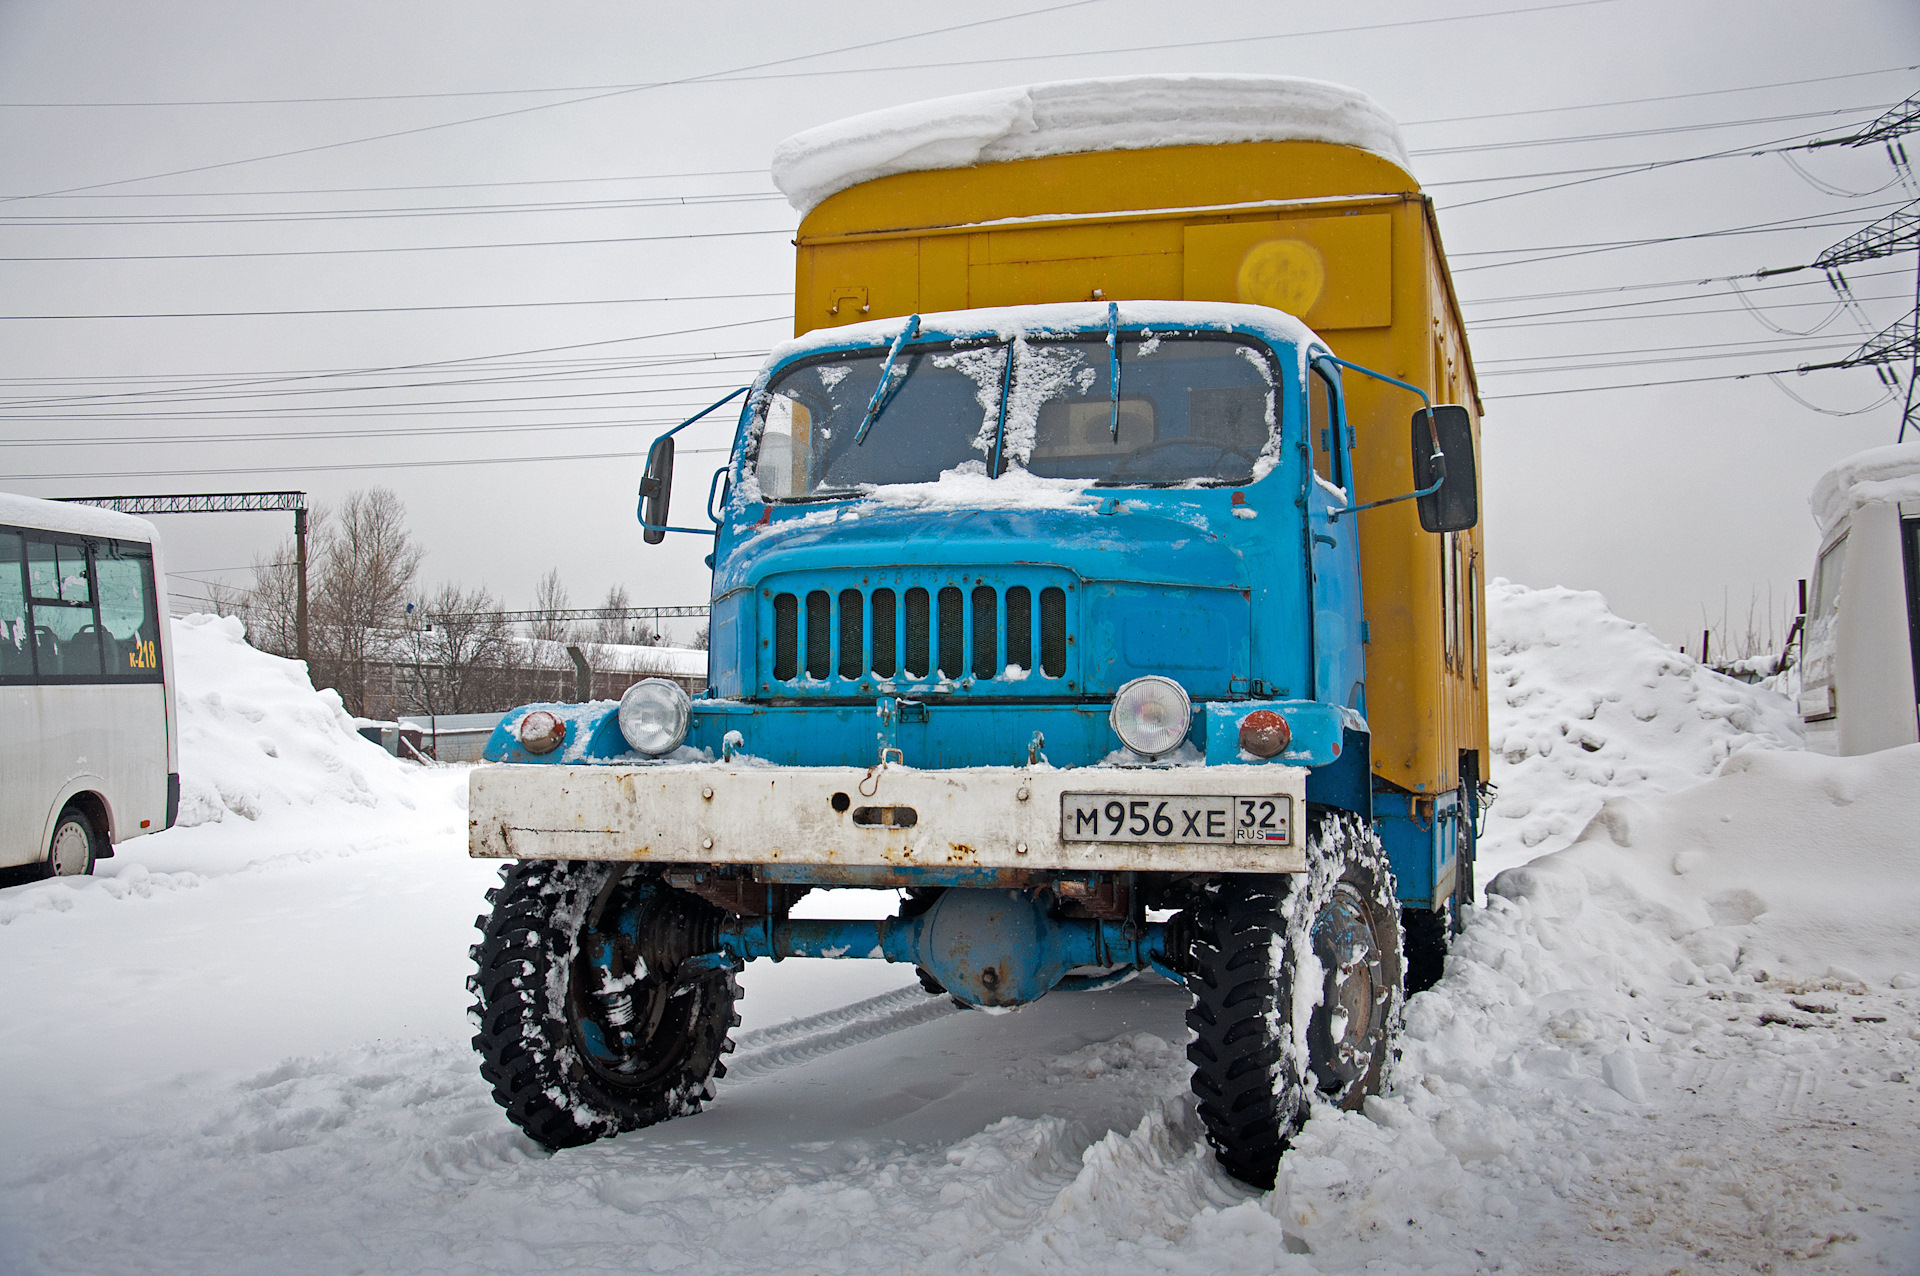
49 820 91 876
1311 882 1386 1091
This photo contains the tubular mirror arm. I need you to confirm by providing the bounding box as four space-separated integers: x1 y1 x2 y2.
853 314 921 446
638 386 749 538
1314 355 1445 523
1106 301 1121 442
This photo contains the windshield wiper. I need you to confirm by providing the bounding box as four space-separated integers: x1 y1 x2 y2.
853 314 921 446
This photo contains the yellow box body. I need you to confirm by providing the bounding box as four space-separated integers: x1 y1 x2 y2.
792 140 1489 797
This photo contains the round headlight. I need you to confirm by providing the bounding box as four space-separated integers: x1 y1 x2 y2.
517 709 565 755
617 679 691 756
1109 676 1192 759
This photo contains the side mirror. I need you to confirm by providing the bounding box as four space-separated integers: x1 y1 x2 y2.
1411 405 1477 533
638 436 675 545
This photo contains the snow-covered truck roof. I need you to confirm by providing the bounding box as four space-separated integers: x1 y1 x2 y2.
772 74 1412 216
1810 440 1920 536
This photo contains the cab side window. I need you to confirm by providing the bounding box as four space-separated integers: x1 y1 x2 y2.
1307 367 1344 488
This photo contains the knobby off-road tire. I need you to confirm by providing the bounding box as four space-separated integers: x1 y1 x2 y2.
1184 811 1404 1189
468 861 740 1151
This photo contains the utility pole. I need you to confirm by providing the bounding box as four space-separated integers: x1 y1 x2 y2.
1794 94 1920 441
294 505 309 659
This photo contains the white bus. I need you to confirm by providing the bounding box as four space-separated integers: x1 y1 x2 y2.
1 492 178 879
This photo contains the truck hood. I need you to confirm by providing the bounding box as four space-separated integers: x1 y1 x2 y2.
715 501 1248 594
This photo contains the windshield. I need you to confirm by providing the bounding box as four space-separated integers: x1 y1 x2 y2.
749 334 1278 499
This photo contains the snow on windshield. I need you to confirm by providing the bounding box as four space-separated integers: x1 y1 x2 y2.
746 332 1279 499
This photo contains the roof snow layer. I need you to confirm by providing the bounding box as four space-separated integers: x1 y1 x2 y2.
1809 439 1920 536
772 74 1413 216
0 490 158 542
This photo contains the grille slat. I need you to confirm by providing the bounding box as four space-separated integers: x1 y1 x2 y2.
767 575 1070 691
838 588 864 680
805 590 831 681
1040 586 1067 678
936 587 965 680
871 589 897 678
773 594 799 681
1006 586 1032 675
971 585 997 681
905 587 931 677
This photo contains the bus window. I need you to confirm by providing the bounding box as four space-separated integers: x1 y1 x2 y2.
0 531 27 679
26 535 102 677
96 545 162 677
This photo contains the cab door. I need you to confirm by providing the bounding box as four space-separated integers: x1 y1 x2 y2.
1305 358 1365 713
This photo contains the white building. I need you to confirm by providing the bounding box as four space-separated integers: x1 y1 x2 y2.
1799 441 1920 755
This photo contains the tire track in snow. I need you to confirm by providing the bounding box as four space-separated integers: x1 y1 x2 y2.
724 984 963 1082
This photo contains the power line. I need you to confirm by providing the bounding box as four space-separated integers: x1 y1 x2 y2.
0 225 798 263
0 190 786 226
0 293 791 321
1410 102 1897 157
0 1 1624 113
5 443 733 483
1451 204 1912 271
0 0 1110 206
1482 368 1802 400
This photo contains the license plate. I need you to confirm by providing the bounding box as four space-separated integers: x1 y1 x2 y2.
1059 793 1293 845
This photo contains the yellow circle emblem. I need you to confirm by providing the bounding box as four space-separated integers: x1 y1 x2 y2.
1235 239 1326 316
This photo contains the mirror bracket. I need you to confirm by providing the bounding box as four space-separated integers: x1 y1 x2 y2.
637 386 749 543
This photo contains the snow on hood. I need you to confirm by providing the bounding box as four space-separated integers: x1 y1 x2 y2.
773 74 1413 216
1808 439 1920 536
0 490 157 542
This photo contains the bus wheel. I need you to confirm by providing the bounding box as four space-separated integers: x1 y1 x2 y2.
46 808 97 877
468 861 739 1151
1185 812 1403 1189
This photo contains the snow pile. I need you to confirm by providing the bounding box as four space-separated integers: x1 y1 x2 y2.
1493 743 1920 983
168 613 419 826
773 75 1412 215
1808 439 1920 535
1481 579 1803 878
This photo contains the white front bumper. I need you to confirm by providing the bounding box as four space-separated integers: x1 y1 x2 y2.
469 762 1308 874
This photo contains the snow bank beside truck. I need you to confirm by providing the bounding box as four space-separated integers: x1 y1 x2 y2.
1479 578 1803 881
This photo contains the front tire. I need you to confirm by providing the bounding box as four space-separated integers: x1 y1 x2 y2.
468 861 740 1150
1185 812 1403 1189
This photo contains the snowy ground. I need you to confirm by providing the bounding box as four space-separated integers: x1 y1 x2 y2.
2 593 1917 1274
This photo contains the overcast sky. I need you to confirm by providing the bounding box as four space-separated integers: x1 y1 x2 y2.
0 0 1915 650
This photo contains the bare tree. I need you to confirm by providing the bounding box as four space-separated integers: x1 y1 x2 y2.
690 624 710 651
529 568 573 644
402 582 519 716
590 583 660 647
309 488 422 717
232 511 324 659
